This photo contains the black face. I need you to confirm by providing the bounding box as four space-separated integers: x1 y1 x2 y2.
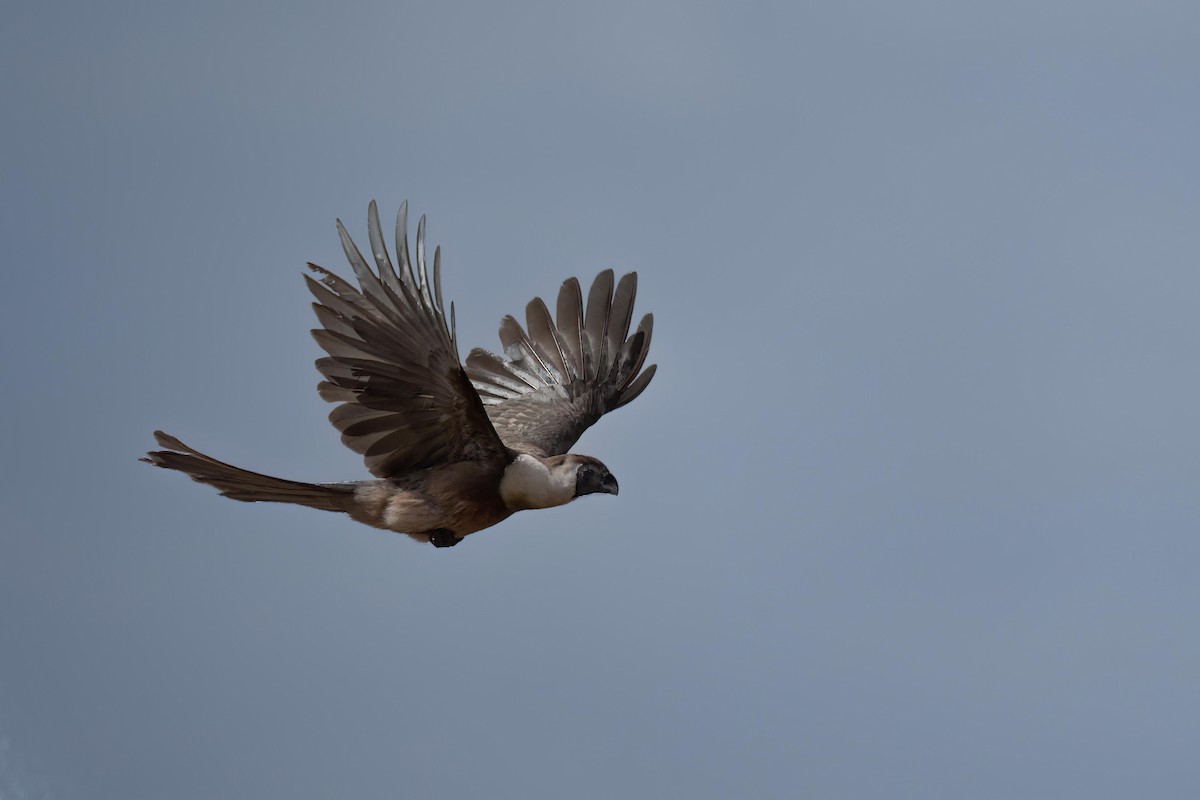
575 462 619 498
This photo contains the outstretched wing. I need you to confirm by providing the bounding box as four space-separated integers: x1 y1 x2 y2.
308 201 509 478
466 270 656 457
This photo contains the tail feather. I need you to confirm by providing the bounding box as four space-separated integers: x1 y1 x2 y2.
142 431 355 513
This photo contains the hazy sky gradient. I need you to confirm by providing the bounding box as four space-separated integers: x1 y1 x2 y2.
3 1 1199 798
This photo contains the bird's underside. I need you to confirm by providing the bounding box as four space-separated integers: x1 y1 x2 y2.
143 201 654 548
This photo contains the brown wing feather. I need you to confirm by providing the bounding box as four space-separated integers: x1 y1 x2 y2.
465 270 656 457
309 201 509 477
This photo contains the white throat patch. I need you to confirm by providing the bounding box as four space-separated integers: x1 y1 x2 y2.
499 454 577 511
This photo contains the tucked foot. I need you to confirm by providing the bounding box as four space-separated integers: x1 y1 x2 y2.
426 529 462 548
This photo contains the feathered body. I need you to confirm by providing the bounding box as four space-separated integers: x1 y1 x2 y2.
143 201 654 547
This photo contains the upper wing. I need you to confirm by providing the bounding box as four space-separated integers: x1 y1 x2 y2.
307 201 509 478
465 270 656 457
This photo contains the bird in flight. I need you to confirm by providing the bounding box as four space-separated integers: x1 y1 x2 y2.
143 201 656 547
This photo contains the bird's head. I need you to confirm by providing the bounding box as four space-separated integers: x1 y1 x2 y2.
568 455 619 498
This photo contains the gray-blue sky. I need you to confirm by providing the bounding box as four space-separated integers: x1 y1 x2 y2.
3 1 1199 797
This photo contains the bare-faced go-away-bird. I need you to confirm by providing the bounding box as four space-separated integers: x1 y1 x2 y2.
142 201 656 548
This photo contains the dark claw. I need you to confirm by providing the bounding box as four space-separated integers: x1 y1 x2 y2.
427 529 461 548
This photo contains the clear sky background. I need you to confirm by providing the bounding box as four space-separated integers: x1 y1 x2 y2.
3 1 1199 798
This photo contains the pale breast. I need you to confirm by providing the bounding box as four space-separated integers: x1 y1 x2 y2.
499 454 576 510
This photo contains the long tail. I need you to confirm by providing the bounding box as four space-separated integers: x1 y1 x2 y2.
142 431 356 513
